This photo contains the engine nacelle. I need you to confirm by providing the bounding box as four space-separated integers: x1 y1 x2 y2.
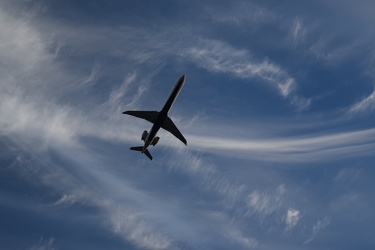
151 136 160 146
141 130 148 141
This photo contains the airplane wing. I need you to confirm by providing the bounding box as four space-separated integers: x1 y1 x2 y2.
122 111 159 124
162 117 187 145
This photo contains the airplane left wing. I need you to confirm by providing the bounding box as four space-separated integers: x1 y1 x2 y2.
123 111 159 124
162 117 187 145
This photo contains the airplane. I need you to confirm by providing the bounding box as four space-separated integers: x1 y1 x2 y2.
122 75 187 160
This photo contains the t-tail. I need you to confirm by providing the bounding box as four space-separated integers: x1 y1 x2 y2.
130 146 153 160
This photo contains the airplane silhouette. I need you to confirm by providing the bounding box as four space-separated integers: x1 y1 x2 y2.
123 75 187 160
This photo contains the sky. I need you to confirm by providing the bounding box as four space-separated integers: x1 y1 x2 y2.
1 0 375 249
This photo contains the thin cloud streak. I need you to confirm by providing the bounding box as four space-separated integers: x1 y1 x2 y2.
187 128 375 162
291 17 307 47
28 237 57 250
183 39 297 98
247 189 283 217
80 63 101 87
348 86 375 114
305 217 331 244
227 230 258 249
181 39 311 111
204 1 277 28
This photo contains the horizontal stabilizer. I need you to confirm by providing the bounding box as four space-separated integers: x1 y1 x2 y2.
123 111 159 124
130 146 143 151
130 146 153 160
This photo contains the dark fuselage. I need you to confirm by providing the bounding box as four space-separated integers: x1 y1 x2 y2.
142 75 186 153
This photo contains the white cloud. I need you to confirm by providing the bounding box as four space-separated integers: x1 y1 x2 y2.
52 191 179 250
291 95 312 111
0 13 145 148
188 127 375 162
107 205 174 250
290 17 307 47
0 4 178 249
227 230 258 249
0 7 49 72
309 37 360 64
348 86 375 114
205 1 276 27
305 217 331 244
334 167 362 183
248 191 275 216
285 208 302 232
108 72 137 108
246 185 285 218
80 62 101 87
47 158 182 250
28 237 57 250
104 71 149 121
183 39 297 98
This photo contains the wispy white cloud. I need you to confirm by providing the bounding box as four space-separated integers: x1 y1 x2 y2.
183 39 297 98
291 95 312 111
52 191 179 250
305 217 331 244
328 191 372 225
227 229 258 249
0 13 146 147
334 167 362 183
108 72 138 108
308 36 361 65
28 237 57 250
0 4 179 249
180 38 313 111
0 7 49 72
247 191 279 216
348 86 375 114
79 62 101 87
188 127 375 162
106 205 175 250
42 152 184 250
205 1 276 26
15 1 311 112
54 193 86 207
246 184 285 218
103 71 150 121
290 17 307 47
285 208 302 232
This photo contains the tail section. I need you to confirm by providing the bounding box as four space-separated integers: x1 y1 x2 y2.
130 146 153 160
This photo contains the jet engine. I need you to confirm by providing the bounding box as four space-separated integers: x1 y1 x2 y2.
151 136 160 146
141 130 148 141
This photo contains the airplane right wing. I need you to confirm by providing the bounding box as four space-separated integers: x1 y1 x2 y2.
122 111 159 124
162 117 187 145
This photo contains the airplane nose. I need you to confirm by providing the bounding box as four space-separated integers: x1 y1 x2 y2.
179 74 186 83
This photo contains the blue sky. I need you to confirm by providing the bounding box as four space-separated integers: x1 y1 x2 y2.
1 0 375 249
